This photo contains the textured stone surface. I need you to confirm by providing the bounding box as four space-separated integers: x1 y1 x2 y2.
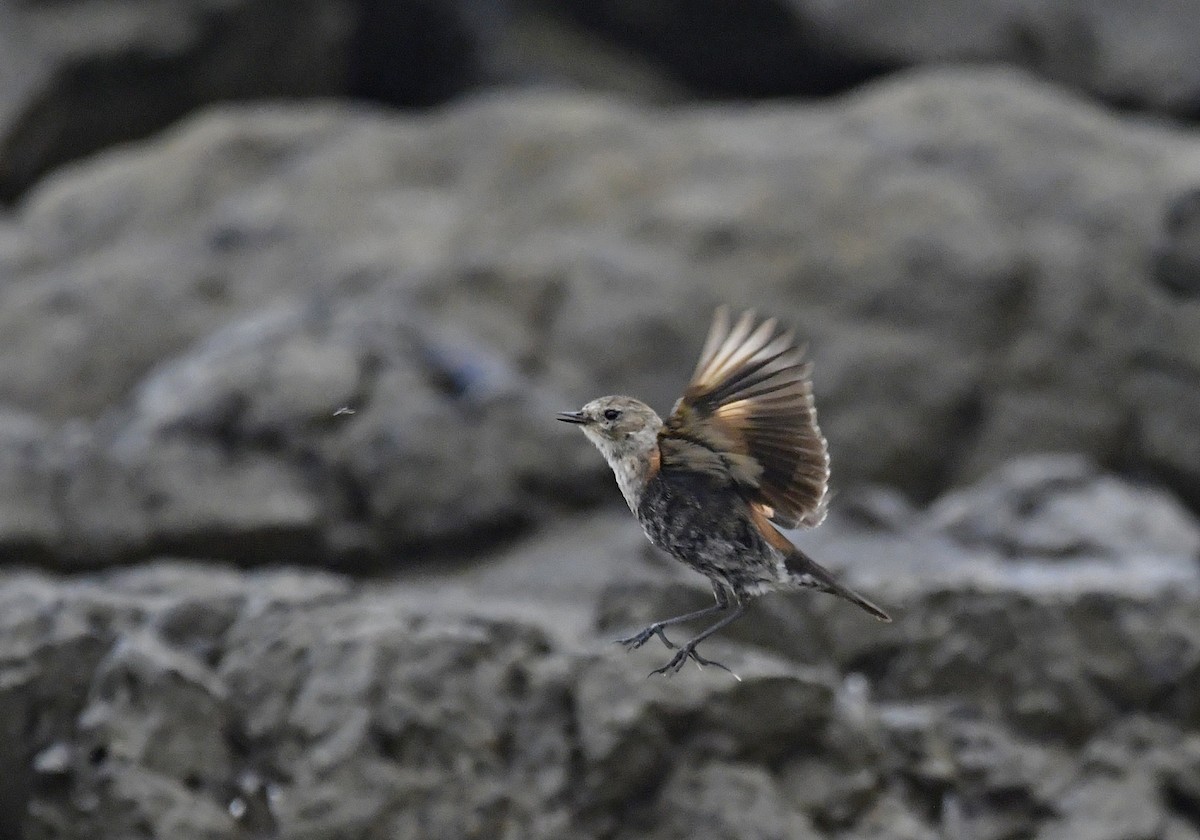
598 457 1200 743
926 454 1200 559
547 0 1200 116
0 0 355 201
0 510 1197 839
0 462 1188 839
0 0 524 202
3 58 1200 840
8 0 1200 206
3 70 1200 569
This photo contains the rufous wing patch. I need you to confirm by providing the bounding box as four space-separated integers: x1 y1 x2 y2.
659 307 831 529
749 502 797 554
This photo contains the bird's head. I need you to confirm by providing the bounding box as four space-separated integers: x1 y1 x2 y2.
557 396 662 465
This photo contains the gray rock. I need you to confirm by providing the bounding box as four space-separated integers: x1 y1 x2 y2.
841 790 940 840
926 454 1200 559
3 69 1200 565
1154 186 1200 298
499 3 687 101
548 0 1200 117
599 575 1200 744
809 0 1200 117
596 458 1200 744
50 631 241 840
216 591 577 839
12 563 580 839
0 0 355 202
524 0 881 98
0 411 61 564
1038 719 1183 840
0 0 522 202
574 652 836 810
869 709 1071 840
0 282 601 568
636 761 823 840
348 0 508 106
0 554 1196 838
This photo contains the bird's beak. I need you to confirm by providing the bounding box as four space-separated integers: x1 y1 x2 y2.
556 410 588 425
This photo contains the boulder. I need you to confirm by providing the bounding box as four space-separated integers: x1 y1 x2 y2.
3 71 1200 568
596 458 1200 743
0 0 522 202
544 0 1200 116
926 454 1200 559
1 545 1194 838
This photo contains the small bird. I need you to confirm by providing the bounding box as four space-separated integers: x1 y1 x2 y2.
558 306 890 676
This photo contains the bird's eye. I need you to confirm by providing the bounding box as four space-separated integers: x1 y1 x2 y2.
603 408 622 421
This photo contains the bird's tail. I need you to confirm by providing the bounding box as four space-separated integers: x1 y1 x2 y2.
785 548 891 622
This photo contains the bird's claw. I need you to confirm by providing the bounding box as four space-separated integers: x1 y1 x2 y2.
616 623 677 651
648 644 733 677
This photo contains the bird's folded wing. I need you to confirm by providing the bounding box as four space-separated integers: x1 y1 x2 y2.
658 306 830 528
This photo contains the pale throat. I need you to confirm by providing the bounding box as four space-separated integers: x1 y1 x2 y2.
610 453 652 513
586 426 661 513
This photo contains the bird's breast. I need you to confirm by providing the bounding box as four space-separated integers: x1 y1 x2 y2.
610 456 647 513
634 471 776 564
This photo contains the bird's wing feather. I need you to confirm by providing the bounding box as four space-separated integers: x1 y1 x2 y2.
658 306 830 528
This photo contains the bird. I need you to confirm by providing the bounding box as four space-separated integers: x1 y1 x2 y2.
558 306 890 676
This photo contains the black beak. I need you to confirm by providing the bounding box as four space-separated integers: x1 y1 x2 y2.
556 411 588 424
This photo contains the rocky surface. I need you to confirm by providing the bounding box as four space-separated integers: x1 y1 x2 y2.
0 0 352 202
2 455 1199 839
8 0 1200 204
0 0 526 202
3 23 1200 840
2 69 1200 569
544 0 1200 116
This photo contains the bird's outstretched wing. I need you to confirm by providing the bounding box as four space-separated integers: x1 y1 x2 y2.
658 306 830 528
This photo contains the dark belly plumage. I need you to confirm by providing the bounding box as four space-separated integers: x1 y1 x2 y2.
634 470 781 596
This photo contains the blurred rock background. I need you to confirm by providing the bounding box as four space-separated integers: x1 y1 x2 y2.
1 1 1200 838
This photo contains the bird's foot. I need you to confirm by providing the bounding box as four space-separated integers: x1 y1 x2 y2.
616 623 677 651
649 643 734 678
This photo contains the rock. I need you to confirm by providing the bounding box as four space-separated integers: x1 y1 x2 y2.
1039 725 1172 840
30 417 325 570
778 756 881 834
0 0 527 202
0 411 61 564
0 0 357 202
0 554 1197 838
573 652 836 810
601 576 1200 745
10 0 1200 213
117 287 596 563
809 0 1200 117
871 709 1071 840
842 791 939 840
637 761 823 840
596 458 1200 744
528 0 881 98
51 631 241 840
1153 187 1200 298
0 281 601 568
347 0 508 106
11 563 581 840
925 454 1200 559
4 69 1200 567
547 0 1200 117
499 3 687 101
216 590 577 839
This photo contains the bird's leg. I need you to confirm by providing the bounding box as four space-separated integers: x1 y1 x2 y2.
650 601 747 677
616 585 730 651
